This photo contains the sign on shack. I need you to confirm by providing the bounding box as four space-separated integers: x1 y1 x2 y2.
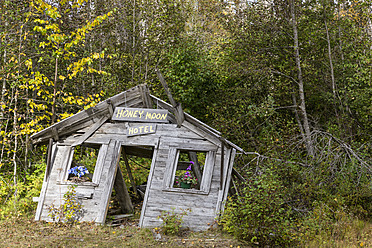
31 84 244 231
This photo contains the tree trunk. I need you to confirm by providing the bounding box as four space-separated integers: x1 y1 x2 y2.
52 56 58 124
325 19 336 100
291 0 314 156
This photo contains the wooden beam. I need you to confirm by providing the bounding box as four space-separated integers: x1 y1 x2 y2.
232 168 246 182
175 103 185 128
45 138 54 179
124 146 153 158
71 115 109 147
51 127 59 141
155 68 184 127
156 68 176 106
114 165 133 213
35 143 56 221
189 152 202 188
139 84 152 108
122 148 139 199
220 142 224 189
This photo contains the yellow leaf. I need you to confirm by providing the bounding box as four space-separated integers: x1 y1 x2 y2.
59 75 66 80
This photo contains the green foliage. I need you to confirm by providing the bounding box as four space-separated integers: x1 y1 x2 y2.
299 201 353 242
0 162 45 219
47 185 84 224
157 208 191 235
119 156 151 186
162 37 220 120
221 165 297 247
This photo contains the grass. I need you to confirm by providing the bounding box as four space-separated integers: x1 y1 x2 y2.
303 219 372 248
0 216 246 248
0 213 370 247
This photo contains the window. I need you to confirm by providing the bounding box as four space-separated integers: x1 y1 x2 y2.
59 144 107 186
163 148 216 194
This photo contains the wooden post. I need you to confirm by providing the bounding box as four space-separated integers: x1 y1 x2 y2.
155 67 185 127
113 165 133 213
122 147 140 198
45 138 54 180
188 152 202 188
220 142 224 189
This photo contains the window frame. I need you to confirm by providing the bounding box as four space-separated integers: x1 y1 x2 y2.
163 147 216 195
57 143 108 186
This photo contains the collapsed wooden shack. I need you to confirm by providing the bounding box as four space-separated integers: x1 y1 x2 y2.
31 84 244 230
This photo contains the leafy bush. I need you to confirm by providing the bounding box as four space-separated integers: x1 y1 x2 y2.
221 166 297 247
0 162 45 219
48 185 85 224
157 208 191 235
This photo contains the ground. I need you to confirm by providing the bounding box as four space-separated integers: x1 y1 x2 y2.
0 216 247 248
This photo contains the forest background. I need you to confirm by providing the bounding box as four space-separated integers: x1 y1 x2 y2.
0 0 371 246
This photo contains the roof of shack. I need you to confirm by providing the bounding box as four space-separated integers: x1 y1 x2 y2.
30 84 244 153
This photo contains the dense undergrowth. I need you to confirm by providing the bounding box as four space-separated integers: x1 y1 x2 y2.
220 133 371 247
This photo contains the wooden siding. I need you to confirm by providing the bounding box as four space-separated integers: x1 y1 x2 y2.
139 135 230 231
38 140 122 223
32 84 241 231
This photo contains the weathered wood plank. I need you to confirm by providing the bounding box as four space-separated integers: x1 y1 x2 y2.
159 137 218 151
200 151 216 193
71 115 109 147
124 146 153 158
113 166 133 213
86 133 161 147
145 205 216 217
162 148 177 189
138 138 160 228
139 84 153 108
95 123 203 140
220 148 236 213
182 121 221 147
112 107 169 123
142 214 215 231
95 140 121 223
145 189 218 208
92 144 109 183
34 143 57 221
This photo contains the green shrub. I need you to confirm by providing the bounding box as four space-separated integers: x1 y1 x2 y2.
48 185 84 224
221 166 297 247
157 208 191 235
0 162 45 219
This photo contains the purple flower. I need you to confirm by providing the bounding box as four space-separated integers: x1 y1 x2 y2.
187 165 192 171
190 161 194 165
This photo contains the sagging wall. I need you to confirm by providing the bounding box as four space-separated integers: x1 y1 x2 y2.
139 138 236 231
35 122 235 230
35 140 122 223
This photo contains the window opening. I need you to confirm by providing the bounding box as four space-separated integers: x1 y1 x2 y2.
173 150 207 190
67 145 100 183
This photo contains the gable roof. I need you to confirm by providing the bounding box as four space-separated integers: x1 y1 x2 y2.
30 84 244 153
